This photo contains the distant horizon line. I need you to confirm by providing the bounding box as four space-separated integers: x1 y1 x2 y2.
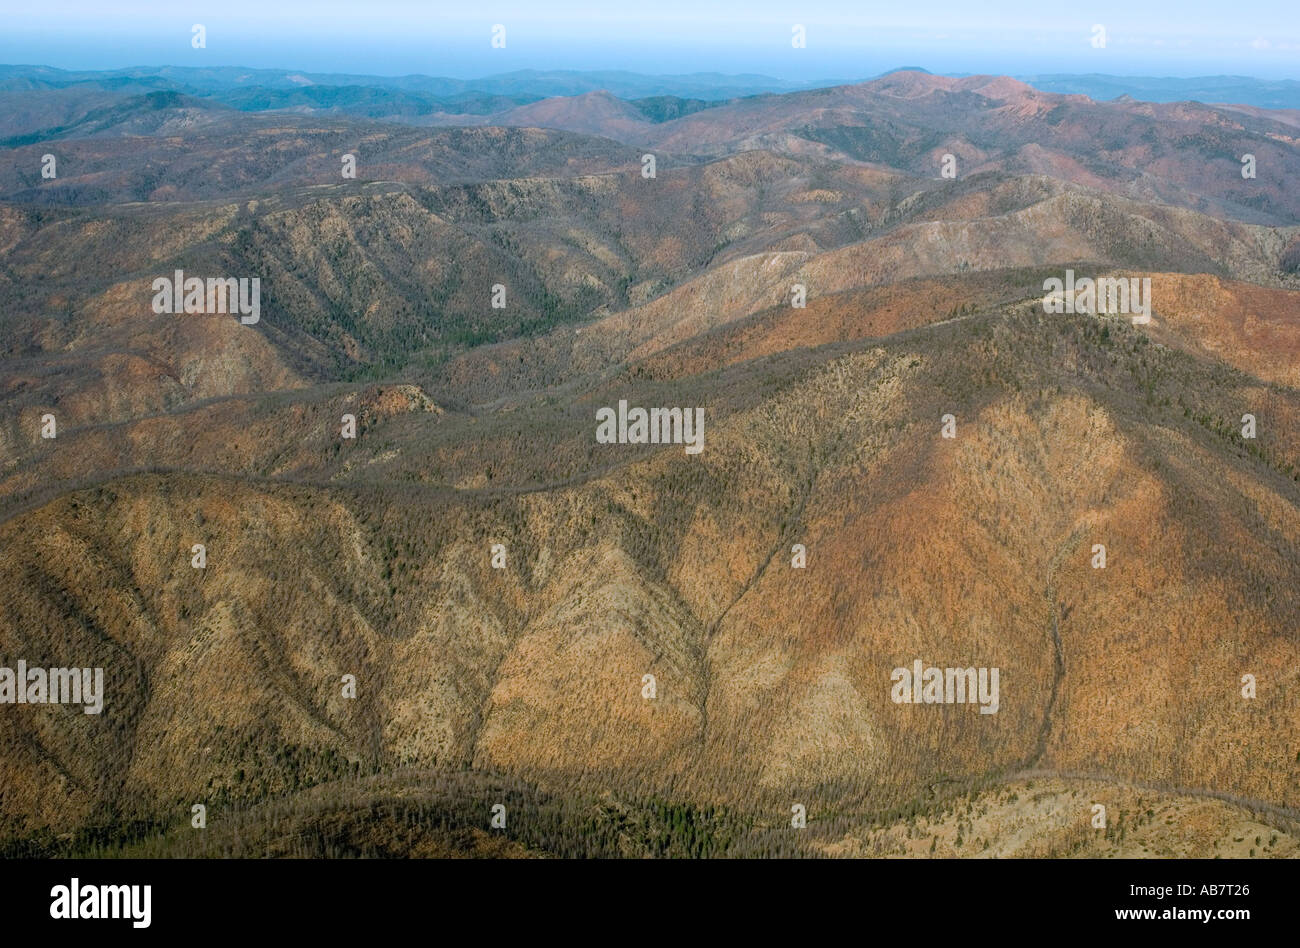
5 63 1299 86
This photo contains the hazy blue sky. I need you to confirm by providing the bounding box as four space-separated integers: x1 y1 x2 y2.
2 1 1297 79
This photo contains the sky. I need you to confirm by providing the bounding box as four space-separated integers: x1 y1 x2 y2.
1 1 1298 80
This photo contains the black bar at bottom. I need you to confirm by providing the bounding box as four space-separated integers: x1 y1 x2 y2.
0 857 1285 935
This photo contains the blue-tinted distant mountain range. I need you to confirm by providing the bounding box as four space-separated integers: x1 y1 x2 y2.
3 64 1299 110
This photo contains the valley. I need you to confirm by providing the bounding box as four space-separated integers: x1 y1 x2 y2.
1 65 1298 859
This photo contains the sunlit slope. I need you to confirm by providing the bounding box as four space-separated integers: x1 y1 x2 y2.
2 310 1297 850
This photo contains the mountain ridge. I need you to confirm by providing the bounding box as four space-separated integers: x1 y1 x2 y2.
2 63 1298 859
